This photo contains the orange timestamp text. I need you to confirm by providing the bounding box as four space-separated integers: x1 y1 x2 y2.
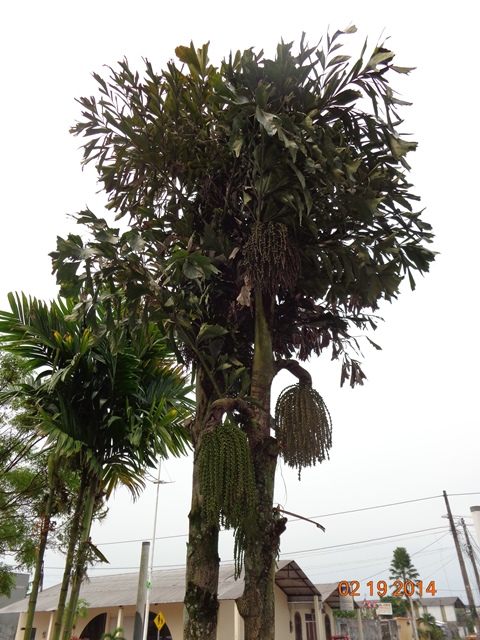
338 580 437 598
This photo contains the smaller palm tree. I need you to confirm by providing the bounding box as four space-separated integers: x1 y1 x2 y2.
417 613 443 640
0 292 193 640
100 627 125 640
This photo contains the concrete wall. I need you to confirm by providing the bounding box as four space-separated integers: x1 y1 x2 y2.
334 616 384 640
0 614 24 640
0 576 29 610
395 616 414 640
0 575 30 640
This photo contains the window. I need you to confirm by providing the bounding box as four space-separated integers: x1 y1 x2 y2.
305 613 317 640
295 612 303 640
325 613 331 640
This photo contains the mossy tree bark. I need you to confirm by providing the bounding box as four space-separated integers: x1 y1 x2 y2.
184 368 220 640
237 290 287 640
52 467 89 640
61 472 101 640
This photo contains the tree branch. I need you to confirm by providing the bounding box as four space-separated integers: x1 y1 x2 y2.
205 397 254 430
277 507 325 532
273 359 312 386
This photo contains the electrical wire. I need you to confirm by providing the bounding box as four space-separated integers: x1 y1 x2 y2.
92 491 480 547
280 526 448 557
42 490 479 588
301 495 444 520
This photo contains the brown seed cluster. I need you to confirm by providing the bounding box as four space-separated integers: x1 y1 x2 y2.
275 383 332 478
243 221 301 294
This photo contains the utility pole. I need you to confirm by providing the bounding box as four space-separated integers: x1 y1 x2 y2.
134 541 150 640
443 491 478 622
461 518 480 600
408 584 419 640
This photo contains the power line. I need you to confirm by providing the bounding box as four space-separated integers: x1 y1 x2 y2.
69 526 451 575
280 526 448 557
288 530 452 561
305 495 444 519
41 494 480 590
98 533 187 546
294 493 480 522
92 492 480 547
412 531 451 556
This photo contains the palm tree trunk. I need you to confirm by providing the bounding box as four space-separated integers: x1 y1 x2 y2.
184 368 220 640
23 462 57 640
236 289 286 640
61 471 100 640
52 467 89 640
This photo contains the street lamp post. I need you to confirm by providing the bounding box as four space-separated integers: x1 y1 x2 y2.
142 462 162 640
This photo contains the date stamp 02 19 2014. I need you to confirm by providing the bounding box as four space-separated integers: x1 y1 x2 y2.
338 580 438 598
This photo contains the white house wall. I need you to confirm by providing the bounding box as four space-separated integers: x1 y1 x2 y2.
417 604 457 623
274 586 291 640
12 595 295 640
217 600 240 640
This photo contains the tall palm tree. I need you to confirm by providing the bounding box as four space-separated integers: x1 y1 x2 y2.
390 547 420 640
0 292 192 640
51 32 436 640
390 546 420 584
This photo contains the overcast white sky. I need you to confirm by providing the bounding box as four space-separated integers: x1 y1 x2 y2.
1 0 479 606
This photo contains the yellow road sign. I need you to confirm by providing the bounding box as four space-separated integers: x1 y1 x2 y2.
153 611 165 631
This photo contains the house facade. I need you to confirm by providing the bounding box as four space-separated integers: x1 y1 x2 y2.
416 597 468 638
0 561 346 640
416 597 465 624
5 565 462 640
